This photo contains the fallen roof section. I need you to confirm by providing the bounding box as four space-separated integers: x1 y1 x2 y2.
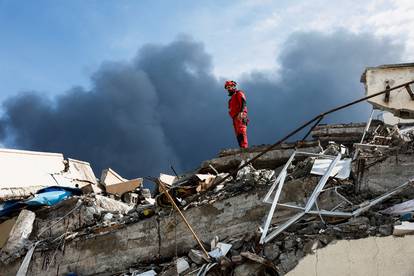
0 148 100 201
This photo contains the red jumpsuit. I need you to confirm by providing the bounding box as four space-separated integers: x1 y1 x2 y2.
228 90 249 148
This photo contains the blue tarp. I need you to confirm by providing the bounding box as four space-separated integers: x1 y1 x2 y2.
0 186 82 218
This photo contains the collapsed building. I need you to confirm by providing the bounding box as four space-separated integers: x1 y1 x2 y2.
2 63 414 276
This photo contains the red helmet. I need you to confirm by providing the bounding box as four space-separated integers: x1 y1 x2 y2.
224 80 237 90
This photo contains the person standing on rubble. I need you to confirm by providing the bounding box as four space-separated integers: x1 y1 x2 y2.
224 80 249 148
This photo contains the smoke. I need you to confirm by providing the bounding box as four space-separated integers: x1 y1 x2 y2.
0 31 403 178
242 30 403 143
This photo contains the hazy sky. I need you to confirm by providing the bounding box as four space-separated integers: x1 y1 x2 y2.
0 0 412 177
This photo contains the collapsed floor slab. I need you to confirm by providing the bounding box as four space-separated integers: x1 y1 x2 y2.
310 121 382 146
2 189 295 276
199 141 322 173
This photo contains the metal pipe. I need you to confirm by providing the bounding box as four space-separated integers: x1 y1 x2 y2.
263 151 296 202
302 115 324 141
157 180 211 260
260 170 288 244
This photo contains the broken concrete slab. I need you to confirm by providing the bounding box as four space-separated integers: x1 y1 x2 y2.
0 210 35 264
311 122 382 145
355 153 414 193
0 148 99 201
94 195 133 214
100 168 142 196
288 235 414 276
362 63 414 118
199 141 322 173
159 173 177 187
393 221 414 236
176 257 189 274
105 178 143 196
100 168 127 185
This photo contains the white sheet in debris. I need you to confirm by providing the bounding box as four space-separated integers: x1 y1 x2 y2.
310 158 351 180
382 199 414 215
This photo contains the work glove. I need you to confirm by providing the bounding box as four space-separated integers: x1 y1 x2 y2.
238 112 249 125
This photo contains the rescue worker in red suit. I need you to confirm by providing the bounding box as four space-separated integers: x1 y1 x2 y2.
224 80 249 148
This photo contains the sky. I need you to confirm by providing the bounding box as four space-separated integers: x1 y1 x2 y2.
0 0 413 179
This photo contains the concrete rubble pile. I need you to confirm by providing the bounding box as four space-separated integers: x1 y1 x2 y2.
1 118 414 276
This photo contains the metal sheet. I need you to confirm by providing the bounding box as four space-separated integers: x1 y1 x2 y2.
310 158 351 180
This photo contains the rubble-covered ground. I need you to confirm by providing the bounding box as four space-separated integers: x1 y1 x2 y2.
2 121 414 276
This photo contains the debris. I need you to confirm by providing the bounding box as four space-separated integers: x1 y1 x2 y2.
311 122 384 146
188 249 208 264
156 178 211 261
378 224 393 236
105 178 143 197
208 242 232 259
0 186 82 218
263 242 280 261
310 158 352 179
0 148 99 201
382 199 414 215
134 270 157 276
195 174 217 192
0 210 35 264
0 217 16 249
393 221 414 236
210 236 219 249
94 194 133 214
200 141 322 173
101 168 142 196
261 153 343 244
15 242 39 276
231 255 243 264
159 173 177 188
176 257 190 274
240 251 278 272
197 263 217 276
100 168 127 184
233 262 263 276
361 63 414 118
103 213 114 222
